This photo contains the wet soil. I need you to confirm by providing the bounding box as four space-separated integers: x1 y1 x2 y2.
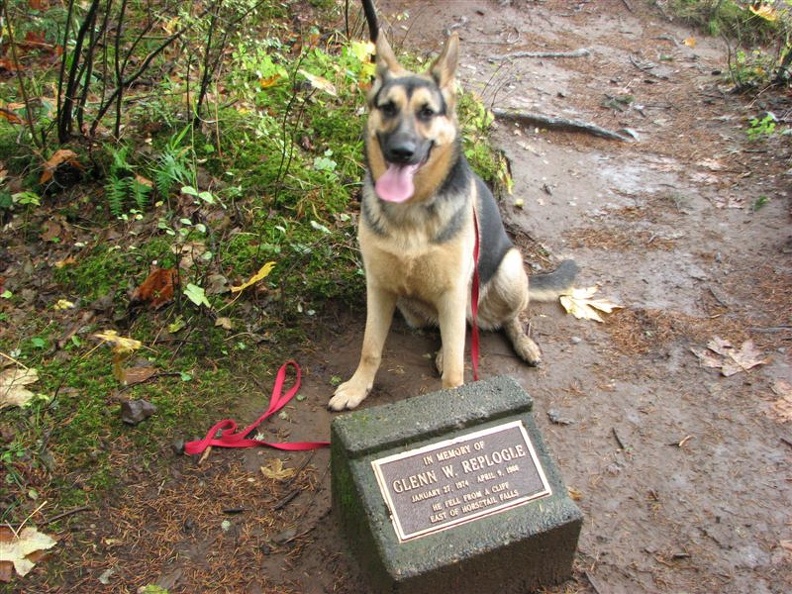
13 1 792 593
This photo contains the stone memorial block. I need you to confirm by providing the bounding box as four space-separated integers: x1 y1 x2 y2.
331 375 582 594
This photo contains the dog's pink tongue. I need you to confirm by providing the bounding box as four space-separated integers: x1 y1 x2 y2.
375 163 419 203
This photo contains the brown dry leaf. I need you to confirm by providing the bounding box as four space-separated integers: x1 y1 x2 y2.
0 367 39 409
119 365 157 386
706 336 733 358
130 267 178 309
54 256 77 269
0 107 23 125
172 241 207 270
39 149 83 185
559 286 622 322
260 458 296 481
768 380 792 423
0 525 58 580
40 219 63 242
720 340 766 377
134 173 153 188
697 158 723 171
214 317 233 330
692 337 767 377
0 59 20 73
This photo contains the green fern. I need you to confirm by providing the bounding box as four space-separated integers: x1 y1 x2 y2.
105 176 128 217
154 152 193 197
130 177 152 211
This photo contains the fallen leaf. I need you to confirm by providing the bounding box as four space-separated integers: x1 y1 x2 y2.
749 4 778 22
134 174 153 188
54 256 77 269
0 107 23 125
119 365 157 386
0 525 57 580
171 241 207 270
768 380 792 423
706 336 733 358
559 286 622 322
259 74 282 88
690 347 722 370
0 367 39 409
39 149 83 185
683 36 696 48
130 267 178 309
720 340 766 376
230 262 276 294
53 299 75 310
215 317 233 330
40 220 63 242
692 337 767 377
298 69 337 97
93 330 142 354
697 158 723 171
260 458 295 481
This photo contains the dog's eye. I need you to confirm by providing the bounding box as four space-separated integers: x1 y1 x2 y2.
379 102 397 117
417 105 435 121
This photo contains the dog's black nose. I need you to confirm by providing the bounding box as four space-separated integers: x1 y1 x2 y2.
387 141 416 163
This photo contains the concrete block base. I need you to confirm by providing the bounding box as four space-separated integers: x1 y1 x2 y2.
331 376 582 594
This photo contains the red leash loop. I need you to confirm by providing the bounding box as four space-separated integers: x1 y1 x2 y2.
471 208 481 382
184 360 330 455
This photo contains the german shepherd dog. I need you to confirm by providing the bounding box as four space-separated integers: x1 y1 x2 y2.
328 23 577 411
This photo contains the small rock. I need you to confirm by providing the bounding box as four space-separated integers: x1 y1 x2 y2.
548 409 575 425
171 438 185 455
120 399 157 425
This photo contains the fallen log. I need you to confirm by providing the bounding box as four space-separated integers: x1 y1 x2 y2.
491 107 630 141
488 48 590 61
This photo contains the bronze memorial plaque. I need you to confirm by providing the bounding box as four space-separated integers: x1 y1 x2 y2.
371 420 552 542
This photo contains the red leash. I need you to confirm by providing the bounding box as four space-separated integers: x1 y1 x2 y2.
471 208 481 381
184 360 330 455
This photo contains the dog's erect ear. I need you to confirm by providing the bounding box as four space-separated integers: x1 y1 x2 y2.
375 33 405 80
429 32 459 91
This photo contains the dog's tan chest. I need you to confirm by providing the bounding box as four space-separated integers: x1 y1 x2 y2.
363 238 470 302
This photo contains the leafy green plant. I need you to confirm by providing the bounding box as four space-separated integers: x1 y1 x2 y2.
153 125 196 197
747 112 778 140
104 146 152 217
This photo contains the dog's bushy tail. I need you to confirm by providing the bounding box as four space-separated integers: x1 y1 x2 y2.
528 259 579 302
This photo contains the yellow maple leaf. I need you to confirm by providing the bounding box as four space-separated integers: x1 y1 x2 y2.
260 458 296 481
749 4 778 22
230 262 276 294
559 286 622 322
53 299 75 310
93 330 142 354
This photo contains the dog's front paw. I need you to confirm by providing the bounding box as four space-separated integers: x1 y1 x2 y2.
328 378 371 411
513 335 542 366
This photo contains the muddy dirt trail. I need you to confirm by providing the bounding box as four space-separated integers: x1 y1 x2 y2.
28 2 790 593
